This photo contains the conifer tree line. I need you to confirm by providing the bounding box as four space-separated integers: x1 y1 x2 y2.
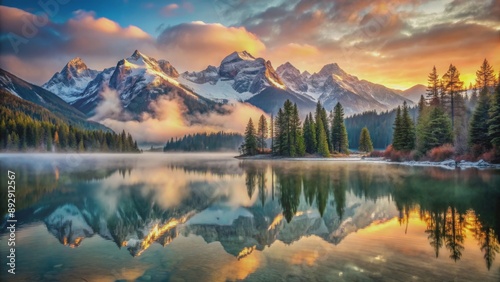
163 132 243 151
242 100 355 157
391 58 500 162
345 108 418 149
0 98 139 153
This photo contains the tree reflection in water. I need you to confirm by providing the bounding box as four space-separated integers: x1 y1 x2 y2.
1 157 499 270
243 162 500 269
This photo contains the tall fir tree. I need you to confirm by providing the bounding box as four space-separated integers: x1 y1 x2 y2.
270 114 274 154
469 84 493 155
476 59 495 91
270 100 306 157
359 127 374 153
419 107 453 153
418 95 426 116
303 115 311 153
401 101 416 151
331 102 349 153
257 114 268 152
316 117 330 157
283 100 295 156
292 104 306 156
243 118 258 156
304 112 317 154
274 108 285 155
314 101 329 152
392 106 403 150
322 107 331 151
488 83 500 152
427 66 440 106
442 64 463 130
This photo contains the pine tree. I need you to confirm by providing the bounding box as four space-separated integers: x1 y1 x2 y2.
418 95 426 116
489 84 500 151
401 101 416 151
469 84 493 155
283 100 295 156
292 104 305 156
392 106 403 150
314 101 330 152
257 114 268 152
303 113 317 154
270 114 274 154
439 80 448 113
331 102 349 153
476 59 495 91
303 114 311 152
321 107 331 151
425 107 453 151
442 64 463 130
273 108 285 155
427 66 440 106
359 127 374 153
316 117 330 157
243 118 258 156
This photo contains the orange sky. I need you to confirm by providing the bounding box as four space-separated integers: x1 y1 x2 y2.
0 1 499 89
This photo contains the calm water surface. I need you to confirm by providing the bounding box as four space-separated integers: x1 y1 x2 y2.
0 153 499 281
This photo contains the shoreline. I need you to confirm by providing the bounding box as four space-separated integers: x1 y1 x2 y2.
236 154 500 169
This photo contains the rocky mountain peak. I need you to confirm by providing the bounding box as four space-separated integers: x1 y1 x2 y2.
317 63 345 77
65 57 87 69
220 50 256 65
130 50 143 60
276 62 300 77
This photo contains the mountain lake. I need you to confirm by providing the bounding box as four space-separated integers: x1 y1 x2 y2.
0 153 499 281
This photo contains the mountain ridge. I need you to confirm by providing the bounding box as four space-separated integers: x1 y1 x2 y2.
0 68 108 130
37 50 416 118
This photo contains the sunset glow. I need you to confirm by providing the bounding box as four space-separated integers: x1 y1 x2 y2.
0 0 497 88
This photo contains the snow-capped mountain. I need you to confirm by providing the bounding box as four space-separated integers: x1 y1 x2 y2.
180 51 316 114
0 68 107 130
42 57 99 104
276 62 309 93
277 62 413 115
41 50 413 118
180 51 287 102
72 67 115 115
70 50 215 117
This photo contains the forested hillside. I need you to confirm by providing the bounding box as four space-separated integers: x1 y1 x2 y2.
0 91 139 152
164 132 243 151
0 69 106 130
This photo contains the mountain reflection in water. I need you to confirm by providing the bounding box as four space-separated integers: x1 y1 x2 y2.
0 153 499 281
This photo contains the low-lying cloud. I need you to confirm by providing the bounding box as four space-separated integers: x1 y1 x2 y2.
91 89 268 145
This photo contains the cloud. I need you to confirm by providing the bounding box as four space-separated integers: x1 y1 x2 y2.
161 3 179 16
0 6 154 84
156 21 266 70
1 1 499 90
89 86 131 121
92 89 268 144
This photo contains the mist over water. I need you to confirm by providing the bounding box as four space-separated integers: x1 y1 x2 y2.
0 153 499 281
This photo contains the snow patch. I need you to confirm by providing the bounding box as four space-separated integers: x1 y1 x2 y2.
178 76 254 102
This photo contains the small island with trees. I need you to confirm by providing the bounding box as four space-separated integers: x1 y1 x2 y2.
238 58 500 165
